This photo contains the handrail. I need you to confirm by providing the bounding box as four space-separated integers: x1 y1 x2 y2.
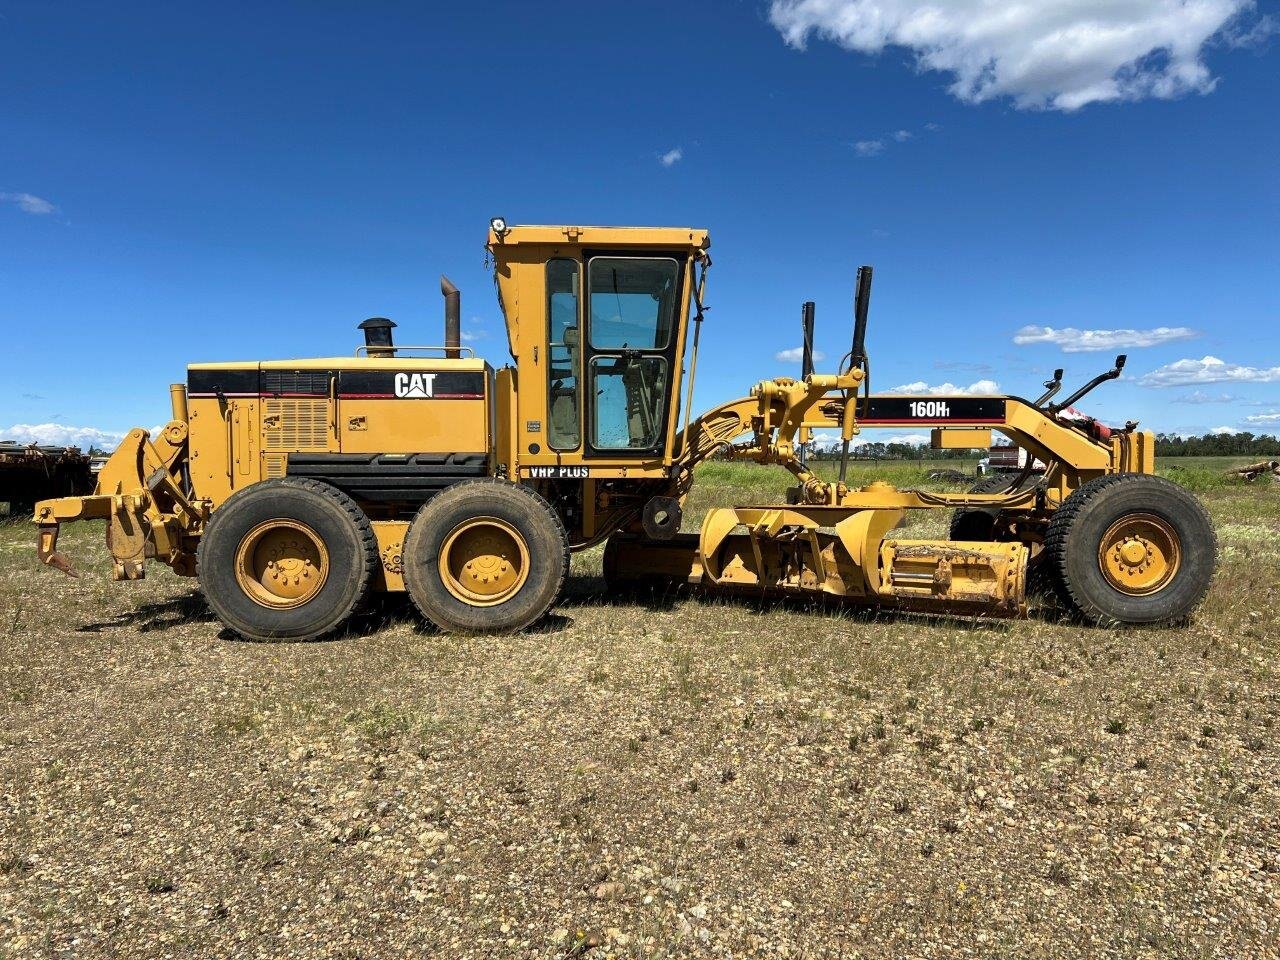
354 344 476 358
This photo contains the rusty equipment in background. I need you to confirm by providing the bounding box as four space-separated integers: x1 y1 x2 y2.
34 221 1217 640
1 443 94 519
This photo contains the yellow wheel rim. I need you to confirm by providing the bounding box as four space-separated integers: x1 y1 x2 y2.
234 520 330 609
1098 513 1180 596
439 517 529 606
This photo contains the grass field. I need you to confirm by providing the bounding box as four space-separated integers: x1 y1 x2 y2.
1 458 1278 958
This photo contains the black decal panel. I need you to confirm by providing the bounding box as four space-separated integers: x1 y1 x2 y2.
860 396 1005 424
339 370 485 399
188 368 259 398
188 367 486 400
525 466 591 479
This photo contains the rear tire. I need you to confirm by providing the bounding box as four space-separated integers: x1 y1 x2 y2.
197 478 378 641
402 479 568 634
1044 474 1215 626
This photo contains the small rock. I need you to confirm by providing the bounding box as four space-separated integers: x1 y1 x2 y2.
416 829 447 850
606 928 630 946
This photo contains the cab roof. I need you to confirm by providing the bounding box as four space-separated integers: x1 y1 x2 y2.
487 224 710 250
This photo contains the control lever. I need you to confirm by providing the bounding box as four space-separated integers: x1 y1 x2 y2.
1035 368 1065 407
1049 354 1126 414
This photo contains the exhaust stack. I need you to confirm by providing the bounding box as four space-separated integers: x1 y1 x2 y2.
441 275 461 359
359 317 397 358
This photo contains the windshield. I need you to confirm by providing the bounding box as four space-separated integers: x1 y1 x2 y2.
588 258 679 351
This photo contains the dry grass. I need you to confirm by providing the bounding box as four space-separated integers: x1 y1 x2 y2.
1 461 1278 958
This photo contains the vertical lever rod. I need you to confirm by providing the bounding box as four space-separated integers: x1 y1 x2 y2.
840 266 874 483
800 301 815 467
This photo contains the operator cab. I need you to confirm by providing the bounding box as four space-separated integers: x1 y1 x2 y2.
487 223 710 479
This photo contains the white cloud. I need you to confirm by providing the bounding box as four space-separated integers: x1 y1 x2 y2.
1139 356 1280 387
1224 10 1278 45
1173 390 1239 404
1210 425 1236 435
1013 324 1199 352
769 0 1257 111
460 329 487 342
889 378 1001 396
0 192 57 215
1243 412 1280 424
659 147 683 167
857 125 934 157
776 346 827 363
935 359 993 374
2 423 125 451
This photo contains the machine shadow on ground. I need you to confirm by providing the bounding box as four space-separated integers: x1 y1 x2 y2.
73 591 217 634
62 578 1045 644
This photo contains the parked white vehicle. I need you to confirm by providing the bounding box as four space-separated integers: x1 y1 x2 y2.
977 444 1047 476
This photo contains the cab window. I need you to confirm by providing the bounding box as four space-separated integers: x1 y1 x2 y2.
589 356 668 449
546 259 580 450
588 258 679 350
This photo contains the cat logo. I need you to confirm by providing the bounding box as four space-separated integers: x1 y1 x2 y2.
394 372 436 398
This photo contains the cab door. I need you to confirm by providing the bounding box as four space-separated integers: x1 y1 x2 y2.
582 255 683 458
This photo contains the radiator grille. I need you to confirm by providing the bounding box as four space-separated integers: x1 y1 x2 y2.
263 454 287 479
261 369 332 396
263 399 329 451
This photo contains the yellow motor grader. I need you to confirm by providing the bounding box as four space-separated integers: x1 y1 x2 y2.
34 221 1216 640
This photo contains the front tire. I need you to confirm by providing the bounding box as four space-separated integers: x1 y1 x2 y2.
402 479 568 634
197 478 379 641
1044 474 1215 626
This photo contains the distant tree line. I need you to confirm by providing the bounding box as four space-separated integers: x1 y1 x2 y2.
714 431 1280 463
798 442 972 462
804 430 1280 461
1154 432 1280 457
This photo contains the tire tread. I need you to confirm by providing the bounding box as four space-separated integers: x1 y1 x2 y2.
197 477 379 641
403 478 569 633
278 477 380 617
1044 472 1215 625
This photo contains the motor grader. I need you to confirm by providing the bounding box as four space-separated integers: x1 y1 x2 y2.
33 220 1216 640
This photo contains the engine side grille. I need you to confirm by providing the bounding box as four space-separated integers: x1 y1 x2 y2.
262 399 329 451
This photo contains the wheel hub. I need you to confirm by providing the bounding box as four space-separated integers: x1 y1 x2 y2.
235 520 329 609
1098 513 1180 596
440 518 530 605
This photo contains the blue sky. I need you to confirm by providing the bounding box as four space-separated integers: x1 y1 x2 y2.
2 1 1278 449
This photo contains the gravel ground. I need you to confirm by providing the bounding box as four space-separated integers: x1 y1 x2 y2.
1 474 1277 959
